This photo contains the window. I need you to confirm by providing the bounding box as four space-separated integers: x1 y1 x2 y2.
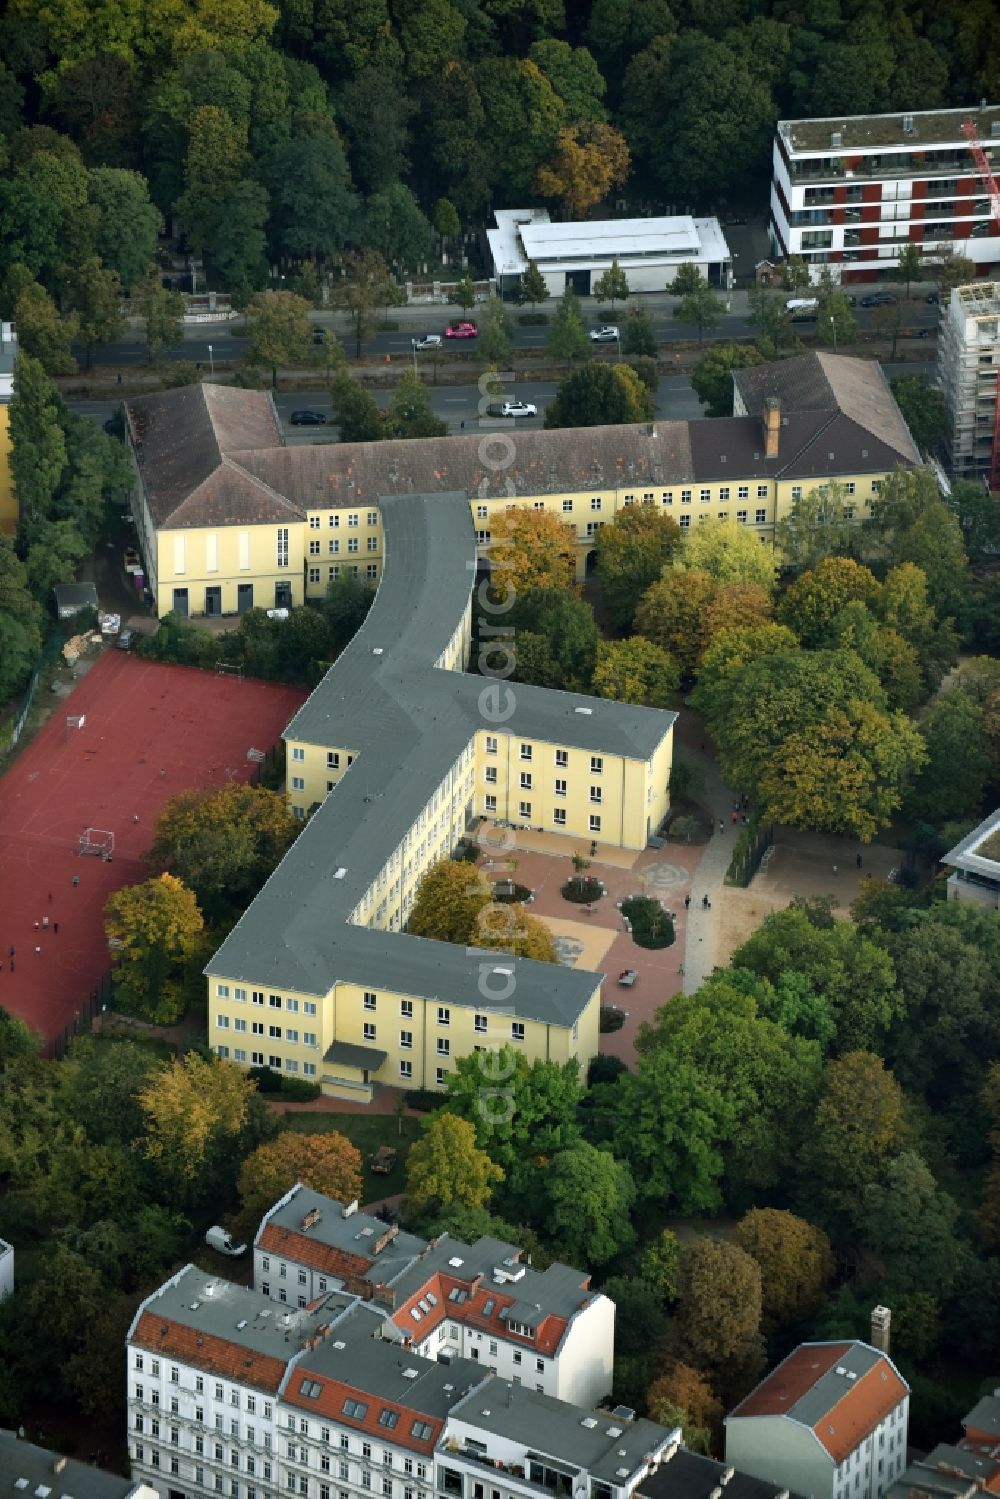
401 1000 413 1017
348 537 359 553
555 749 568 767
270 1055 282 1069
291 776 304 792
679 515 690 529
590 755 603 774
364 991 377 1010
791 485 803 500
738 485 749 500
378 1410 399 1431
590 786 602 804
343 1399 368 1420
589 814 601 833
484 766 497 784
871 479 882 494
437 1038 450 1056
348 513 359 528
590 497 601 511
536 1358 544 1372
277 528 289 567
435 1067 448 1086
485 735 497 754
520 743 532 760
736 509 748 524
269 1025 282 1038
553 808 566 825
719 487 730 501
252 1051 264 1065
411 1423 433 1442
216 983 230 999
585 521 603 538
303 1031 316 1046
270 994 282 1008
755 508 767 525
485 794 497 813
364 1023 377 1042
511 1022 525 1042
329 541 340 556
519 801 531 819
368 511 378 526
757 484 768 498
438 1006 450 1025
474 1014 488 1033
400 1059 413 1080
400 1030 413 1049
520 771 532 790
217 1015 230 1030
554 778 566 796
217 1044 230 1059
681 489 692 504
309 540 320 556
717 512 728 522
476 504 488 520
562 499 573 512
700 488 711 503
252 1022 264 1035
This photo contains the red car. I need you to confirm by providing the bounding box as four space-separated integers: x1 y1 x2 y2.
445 322 478 338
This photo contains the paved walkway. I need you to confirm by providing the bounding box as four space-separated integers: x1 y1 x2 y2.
671 721 740 995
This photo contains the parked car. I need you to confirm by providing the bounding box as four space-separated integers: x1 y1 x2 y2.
412 333 443 349
444 322 477 339
290 409 327 425
589 325 619 342
860 292 898 307
499 399 537 418
371 1145 398 1175
785 298 818 321
116 628 136 651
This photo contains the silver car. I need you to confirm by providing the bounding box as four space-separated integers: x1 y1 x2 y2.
412 334 443 350
589 325 619 342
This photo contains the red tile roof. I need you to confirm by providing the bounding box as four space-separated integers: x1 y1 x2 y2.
260 1222 374 1282
133 1311 288 1393
284 1371 443 1455
393 1273 568 1358
730 1345 908 1464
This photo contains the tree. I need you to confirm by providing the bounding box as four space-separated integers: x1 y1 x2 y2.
702 582 774 642
535 121 629 218
238 1131 363 1228
474 904 558 962
776 481 865 571
777 557 881 647
61 1036 160 1148
363 183 432 271
690 344 766 418
544 1143 635 1267
734 1208 833 1332
263 134 358 264
8 351 68 545
328 371 383 444
545 363 653 429
892 243 923 299
244 289 313 388
210 178 270 289
673 270 722 344
890 374 948 452
514 260 549 311
87 166 162 290
104 873 205 1024
647 1363 721 1455
139 1052 255 1196
592 637 679 707
933 247 976 299
669 264 704 299
13 280 77 373
594 505 682 633
873 297 904 359
176 105 249 252
444 1048 581 1173
148 783 299 920
405 1113 504 1216
635 569 718 675
0 1006 40 1068
862 1152 961 1297
529 39 608 124
799 1051 907 1232
62 255 125 370
136 274 185 363
505 587 598 689
593 259 630 309
639 1229 682 1302
433 197 460 247
487 506 576 594
783 256 810 294
621 302 657 358
385 371 447 440
817 289 858 350
547 286 591 365
908 689 990 824
335 249 395 358
447 273 477 314
407 859 490 944
670 1238 765 1390
478 295 513 365
947 479 1000 563
676 517 779 591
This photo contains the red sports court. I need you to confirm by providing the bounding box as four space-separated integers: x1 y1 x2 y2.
0 652 306 1049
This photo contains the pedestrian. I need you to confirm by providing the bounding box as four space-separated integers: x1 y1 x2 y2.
832 864 838 875
702 894 710 909
133 813 140 823
72 874 80 887
684 894 691 909
33 920 39 931
159 768 166 778
53 923 59 935
731 809 738 824
718 819 724 833
41 916 48 929
34 945 40 956
48 891 52 904
856 853 863 869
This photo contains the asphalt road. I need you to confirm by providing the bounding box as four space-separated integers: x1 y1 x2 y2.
79 290 943 370
71 361 935 442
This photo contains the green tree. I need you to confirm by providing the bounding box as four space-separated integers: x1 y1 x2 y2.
776 482 866 571
61 1036 161 1148
747 286 800 353
433 197 460 245
673 270 722 344
136 274 185 364
444 1048 581 1173
670 1237 765 1391
639 1229 682 1302
545 362 652 428
528 39 608 123
547 285 591 365
891 243 923 299
816 287 857 350
948 479 1000 563
363 183 432 270
647 1363 721 1456
406 1112 504 1216
477 295 513 365
594 505 682 633
621 302 657 358
863 1152 960 1296
592 258 629 309
244 289 313 388
669 263 703 298
734 1208 833 1333
799 1051 907 1233
677 517 779 591
908 688 990 824
635 569 717 675
330 371 385 443
385 370 447 439
783 256 810 294
86 166 162 290
506 587 598 689
690 344 766 418
8 350 68 548
335 249 394 358
592 637 678 707
545 1143 636 1267
933 247 976 299
264 134 358 264
210 178 269 289
408 859 490 944
890 374 948 452
777 556 881 648
139 1052 255 1197
324 574 375 646
63 255 125 370
147 782 299 920
176 104 249 252
104 873 205 1024
514 259 549 311
447 272 477 314
13 279 77 373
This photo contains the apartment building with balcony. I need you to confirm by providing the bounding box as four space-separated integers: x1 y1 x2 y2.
769 105 1000 284
937 281 1000 482
251 1186 615 1409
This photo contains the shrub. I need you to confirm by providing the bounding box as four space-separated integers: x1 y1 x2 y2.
249 1064 283 1093
491 881 532 904
621 895 675 949
278 1077 322 1101
404 1087 442 1112
561 876 603 904
588 1054 627 1086
600 1006 627 1033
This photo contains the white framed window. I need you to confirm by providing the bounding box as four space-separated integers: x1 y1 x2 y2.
589 814 601 833
367 511 378 526
590 786 602 803
364 991 377 1010
329 514 340 528
477 505 488 519
679 515 690 529
845 481 856 495
435 1067 448 1086
400 1030 413 1049
348 513 359 527
217 983 230 998
309 515 320 530
562 499 573 512
309 540 320 556
757 483 769 498
590 755 603 773
555 749 568 767
519 743 532 760
401 1000 413 1017
519 801 531 818
700 488 711 503
437 1006 450 1025
791 485 803 500
590 497 601 510
737 509 748 523
364 1023 376 1042
755 508 767 524
217 1044 230 1058
554 778 566 796
738 484 749 499
292 776 304 791
485 766 497 784
437 1038 450 1056
520 771 532 790
304 1062 317 1076
474 1014 488 1032
511 1023 525 1042
277 528 289 568
400 1059 413 1080
485 735 498 754
719 486 730 501
348 537 359 553
485 793 497 812
329 540 340 555
217 1015 230 1029
553 808 566 825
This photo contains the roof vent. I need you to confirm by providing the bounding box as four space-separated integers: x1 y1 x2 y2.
191 1302 201 1311
581 1419 599 1429
334 867 348 880
574 706 593 715
14 1483 28 1492
612 1407 636 1421
333 1341 346 1350
607 1427 623 1438
301 1208 322 1231
846 1372 857 1381
237 1319 248 1330
203 1284 216 1297
616 1472 629 1481
342 1200 359 1218
836 1366 847 1376
720 454 727 463
449 1257 464 1268
831 131 842 149
52 1463 67 1477
403 1369 420 1379
443 1384 454 1392
721 1471 735 1486
372 648 384 656
482 1410 491 1418
35 1488 52 1497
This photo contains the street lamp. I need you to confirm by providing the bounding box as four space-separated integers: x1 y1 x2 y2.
828 317 837 352
207 344 214 376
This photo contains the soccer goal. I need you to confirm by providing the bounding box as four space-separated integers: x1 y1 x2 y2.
79 827 115 861
65 713 86 741
216 662 244 682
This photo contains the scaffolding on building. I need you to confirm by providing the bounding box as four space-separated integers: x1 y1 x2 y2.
939 282 1000 491
961 122 1000 490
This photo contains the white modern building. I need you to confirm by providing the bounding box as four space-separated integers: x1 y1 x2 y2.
0 1238 12 1299
488 209 732 297
937 281 1000 484
725 1342 909 1499
941 807 1000 907
126 1262 667 1499
254 1186 615 1408
769 105 1000 283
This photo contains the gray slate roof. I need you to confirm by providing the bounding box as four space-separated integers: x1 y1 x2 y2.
209 491 672 1026
386 1235 593 1321
260 1185 427 1287
637 1448 797 1499
0 1431 141 1499
963 1394 1000 1437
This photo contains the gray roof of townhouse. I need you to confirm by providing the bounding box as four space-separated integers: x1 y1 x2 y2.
292 1314 487 1420
259 1185 427 1286
964 1393 1000 1436
208 491 670 1026
0 1430 141 1499
884 1450 987 1499
386 1235 594 1319
941 809 1000 878
450 1378 674 1480
636 1448 797 1499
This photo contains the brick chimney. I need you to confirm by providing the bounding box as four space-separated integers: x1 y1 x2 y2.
763 397 781 459
871 1304 891 1354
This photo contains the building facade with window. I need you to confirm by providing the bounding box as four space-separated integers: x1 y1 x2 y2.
126 1263 670 1499
769 105 1000 283
123 357 918 622
936 281 1000 481
253 1186 615 1409
725 1342 910 1499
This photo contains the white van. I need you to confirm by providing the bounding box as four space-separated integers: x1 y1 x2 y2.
785 297 819 321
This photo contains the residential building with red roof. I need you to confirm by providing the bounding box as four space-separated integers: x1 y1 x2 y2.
724 1342 909 1499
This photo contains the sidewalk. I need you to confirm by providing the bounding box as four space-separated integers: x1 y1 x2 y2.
672 720 740 995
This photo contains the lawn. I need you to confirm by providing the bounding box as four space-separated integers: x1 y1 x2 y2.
281 1111 423 1203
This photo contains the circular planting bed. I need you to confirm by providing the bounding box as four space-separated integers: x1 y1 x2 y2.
621 895 675 949
561 876 604 904
491 880 533 904
599 1005 627 1033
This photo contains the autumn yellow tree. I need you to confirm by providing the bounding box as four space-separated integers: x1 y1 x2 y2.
238 1131 363 1229
675 517 779 591
702 581 774 642
536 122 630 218
405 1113 504 1218
408 860 491 944
634 568 717 675
734 1208 833 1333
592 637 679 707
139 1052 255 1191
104 873 204 1023
473 903 558 962
647 1362 722 1455
487 507 576 594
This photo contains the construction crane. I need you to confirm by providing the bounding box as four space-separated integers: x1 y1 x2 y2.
962 118 1000 491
